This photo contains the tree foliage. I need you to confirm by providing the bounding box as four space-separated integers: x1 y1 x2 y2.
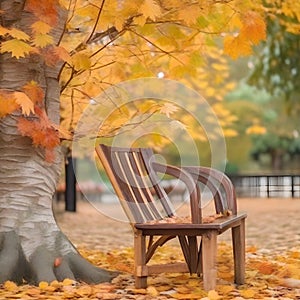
248 0 300 112
0 0 268 156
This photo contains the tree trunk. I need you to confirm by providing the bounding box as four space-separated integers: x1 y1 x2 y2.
0 0 115 284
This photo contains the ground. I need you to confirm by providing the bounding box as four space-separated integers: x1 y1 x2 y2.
54 197 300 253
1 197 300 299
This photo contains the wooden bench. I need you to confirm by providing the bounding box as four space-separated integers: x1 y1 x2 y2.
96 144 247 291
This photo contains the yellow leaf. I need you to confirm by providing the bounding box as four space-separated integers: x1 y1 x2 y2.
0 25 9 36
38 281 49 290
223 129 238 137
32 33 54 47
246 125 267 135
178 4 202 25
0 39 35 58
139 0 162 20
31 21 52 34
4 281 18 291
14 91 35 115
134 15 147 27
208 290 221 300
8 28 30 40
72 52 91 71
239 289 256 299
147 286 159 297
62 278 76 286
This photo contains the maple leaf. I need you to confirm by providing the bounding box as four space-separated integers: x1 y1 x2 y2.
8 28 30 41
0 25 9 36
32 33 54 48
13 92 35 115
160 103 178 117
240 11 266 45
0 91 19 117
0 39 35 58
31 21 52 34
25 0 59 26
21 81 44 104
139 0 162 21
53 46 71 63
223 35 252 59
72 52 91 71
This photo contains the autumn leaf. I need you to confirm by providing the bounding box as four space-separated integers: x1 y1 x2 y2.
25 0 59 26
21 81 44 105
53 46 71 63
246 124 267 135
8 28 30 41
31 20 52 34
72 52 91 71
240 11 266 45
0 91 19 117
139 0 162 21
32 33 54 48
160 103 179 117
14 92 35 115
0 39 35 58
223 35 252 59
0 25 9 36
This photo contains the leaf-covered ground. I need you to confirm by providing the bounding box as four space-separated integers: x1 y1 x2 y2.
1 243 300 299
2 198 294 299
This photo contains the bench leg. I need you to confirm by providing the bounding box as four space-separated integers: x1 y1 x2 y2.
202 231 217 291
134 231 147 288
232 218 246 285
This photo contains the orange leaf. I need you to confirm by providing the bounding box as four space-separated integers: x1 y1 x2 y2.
25 0 60 26
54 257 63 267
53 46 71 63
223 35 252 59
14 92 35 115
0 91 18 117
240 11 266 45
22 81 44 104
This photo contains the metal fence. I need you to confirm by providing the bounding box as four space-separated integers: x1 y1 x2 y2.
228 174 300 198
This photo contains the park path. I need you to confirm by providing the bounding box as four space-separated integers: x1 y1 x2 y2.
54 197 300 253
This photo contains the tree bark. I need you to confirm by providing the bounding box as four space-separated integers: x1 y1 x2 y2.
0 0 115 284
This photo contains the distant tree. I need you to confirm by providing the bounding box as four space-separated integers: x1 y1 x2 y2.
248 1 300 114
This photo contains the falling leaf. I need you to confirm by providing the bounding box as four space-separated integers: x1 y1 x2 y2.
14 91 35 115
